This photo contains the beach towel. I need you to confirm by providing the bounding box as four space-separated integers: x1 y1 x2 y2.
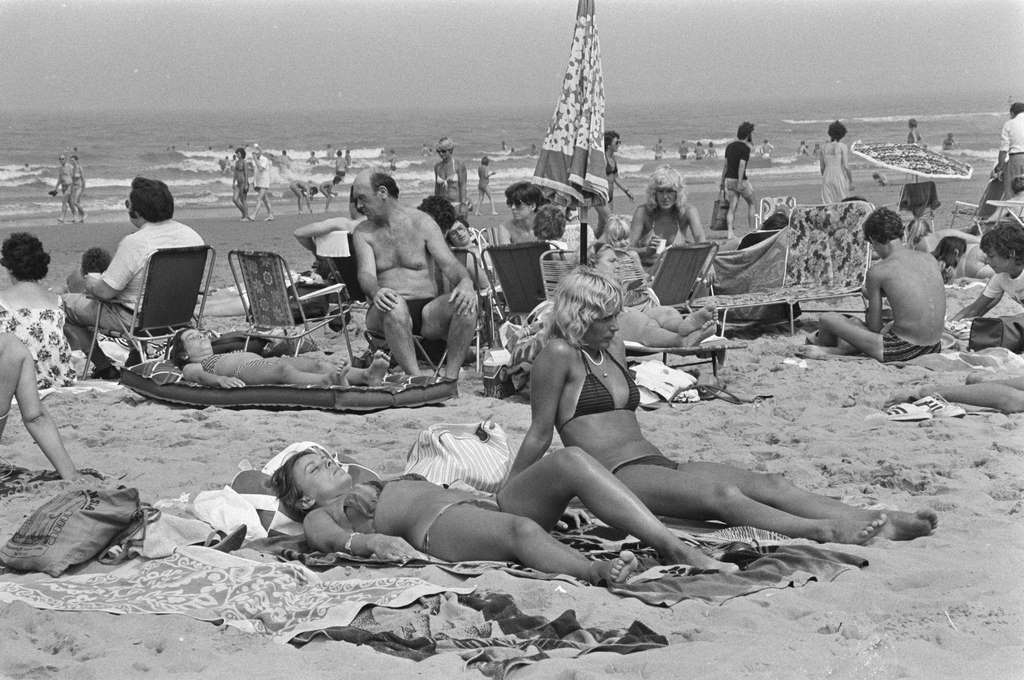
0 545 472 644
0 461 102 500
273 523 867 608
290 591 667 678
711 229 794 322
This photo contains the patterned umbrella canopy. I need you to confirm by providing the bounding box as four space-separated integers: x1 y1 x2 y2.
532 0 608 205
851 142 973 180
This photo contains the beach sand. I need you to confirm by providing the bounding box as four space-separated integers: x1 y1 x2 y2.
1 170 1022 679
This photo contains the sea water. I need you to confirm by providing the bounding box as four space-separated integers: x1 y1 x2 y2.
1 91 1009 225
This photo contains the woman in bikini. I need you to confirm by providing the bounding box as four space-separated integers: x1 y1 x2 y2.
510 267 938 545
68 155 86 223
628 166 707 269
231 147 252 222
593 130 633 238
169 328 390 388
271 437 738 584
433 137 468 217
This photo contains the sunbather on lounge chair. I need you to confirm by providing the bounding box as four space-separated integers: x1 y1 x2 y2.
170 329 389 388
272 444 737 582
590 239 716 347
0 333 83 479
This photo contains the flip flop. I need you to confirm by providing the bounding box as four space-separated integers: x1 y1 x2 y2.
696 384 770 405
913 394 966 418
884 403 932 421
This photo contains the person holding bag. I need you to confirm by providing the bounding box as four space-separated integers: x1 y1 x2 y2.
720 122 758 239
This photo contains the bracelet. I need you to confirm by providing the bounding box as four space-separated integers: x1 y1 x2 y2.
344 532 360 554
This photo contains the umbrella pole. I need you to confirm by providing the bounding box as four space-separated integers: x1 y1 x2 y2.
580 221 588 263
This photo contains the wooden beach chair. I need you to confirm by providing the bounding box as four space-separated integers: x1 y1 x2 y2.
86 245 215 367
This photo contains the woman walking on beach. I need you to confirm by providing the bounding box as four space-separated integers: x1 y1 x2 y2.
594 131 633 238
819 121 853 204
511 267 938 545
475 156 497 215
231 148 252 222
68 155 86 223
628 166 707 269
434 137 468 217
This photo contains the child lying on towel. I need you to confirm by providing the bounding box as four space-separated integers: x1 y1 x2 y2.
272 445 741 586
170 328 389 388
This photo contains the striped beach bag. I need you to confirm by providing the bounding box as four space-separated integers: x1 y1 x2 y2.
404 419 512 493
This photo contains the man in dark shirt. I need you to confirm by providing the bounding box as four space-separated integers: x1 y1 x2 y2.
720 121 757 239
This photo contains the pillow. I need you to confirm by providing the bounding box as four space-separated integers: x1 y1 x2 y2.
129 359 183 386
230 442 380 536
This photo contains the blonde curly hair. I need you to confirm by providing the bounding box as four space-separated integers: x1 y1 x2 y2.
643 165 688 213
540 267 623 347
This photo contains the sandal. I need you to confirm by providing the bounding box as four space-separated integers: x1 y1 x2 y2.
696 384 770 405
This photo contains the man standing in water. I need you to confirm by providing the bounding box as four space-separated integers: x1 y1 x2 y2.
351 170 476 380
250 146 275 221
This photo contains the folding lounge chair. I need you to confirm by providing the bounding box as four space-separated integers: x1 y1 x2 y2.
949 177 1003 233
756 196 796 226
87 245 216 368
692 200 875 335
484 242 552 323
228 250 351 359
539 249 578 301
649 243 718 308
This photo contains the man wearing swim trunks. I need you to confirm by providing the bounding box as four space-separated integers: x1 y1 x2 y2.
351 170 476 380
51 153 72 223
808 207 945 363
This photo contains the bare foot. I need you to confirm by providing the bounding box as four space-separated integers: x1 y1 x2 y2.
365 351 390 386
592 550 640 585
816 514 888 544
662 542 739 573
680 319 718 346
329 366 352 387
796 345 861 361
880 509 937 541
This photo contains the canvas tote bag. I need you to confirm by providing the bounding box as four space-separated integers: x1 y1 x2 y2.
404 418 512 493
710 189 730 231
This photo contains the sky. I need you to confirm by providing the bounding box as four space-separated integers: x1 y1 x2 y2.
1 0 1021 112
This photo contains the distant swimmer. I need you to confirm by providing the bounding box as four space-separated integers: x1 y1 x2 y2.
308 151 318 166
654 138 664 160
758 139 774 159
279 150 292 174
706 141 718 159
334 150 346 182
388 149 397 171
942 133 957 150
678 140 688 159
907 118 923 146
798 140 810 156
693 141 705 160
318 176 342 213
50 153 72 223
475 156 498 216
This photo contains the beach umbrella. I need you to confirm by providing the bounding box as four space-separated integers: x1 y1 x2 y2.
850 142 973 180
532 0 607 259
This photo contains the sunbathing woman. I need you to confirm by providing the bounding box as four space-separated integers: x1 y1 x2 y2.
510 267 937 544
169 328 389 388
272 442 737 585
593 215 717 347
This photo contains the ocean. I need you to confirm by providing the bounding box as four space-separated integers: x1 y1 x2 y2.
0 92 1009 226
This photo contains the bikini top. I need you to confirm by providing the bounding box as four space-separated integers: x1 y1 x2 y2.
560 349 640 429
341 474 428 533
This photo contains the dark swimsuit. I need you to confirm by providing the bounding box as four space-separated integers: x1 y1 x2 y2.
560 349 679 473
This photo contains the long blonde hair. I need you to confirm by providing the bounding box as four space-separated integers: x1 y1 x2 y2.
540 267 623 347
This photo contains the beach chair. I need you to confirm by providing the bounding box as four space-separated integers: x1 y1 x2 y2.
485 242 552 323
228 250 351 359
757 196 796 226
692 200 875 335
437 247 495 372
949 177 1003 233
649 243 718 308
540 249 578 301
86 245 215 367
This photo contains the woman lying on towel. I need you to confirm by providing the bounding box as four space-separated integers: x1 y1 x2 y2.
512 268 937 544
272 444 740 586
170 329 390 388
0 333 83 479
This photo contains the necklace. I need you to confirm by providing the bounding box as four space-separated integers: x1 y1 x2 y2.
582 348 608 378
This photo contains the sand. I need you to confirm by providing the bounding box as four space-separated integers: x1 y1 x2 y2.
0 169 1022 679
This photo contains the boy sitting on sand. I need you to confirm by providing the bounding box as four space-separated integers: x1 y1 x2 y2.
949 223 1024 323
169 328 389 388
805 207 945 362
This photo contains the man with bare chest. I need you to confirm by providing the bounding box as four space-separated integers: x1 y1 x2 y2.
351 170 476 379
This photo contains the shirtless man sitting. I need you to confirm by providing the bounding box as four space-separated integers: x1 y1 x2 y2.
805 207 946 363
351 170 476 380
